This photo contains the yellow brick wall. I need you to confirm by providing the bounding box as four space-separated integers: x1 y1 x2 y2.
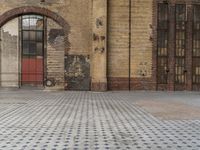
108 0 129 78
131 0 153 78
108 0 153 78
0 0 154 90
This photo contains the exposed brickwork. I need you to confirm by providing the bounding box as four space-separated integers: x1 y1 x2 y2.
91 82 107 92
0 1 92 90
130 78 156 91
108 0 129 78
91 0 107 91
108 0 155 90
0 0 92 55
46 18 65 90
108 77 129 90
131 0 153 78
0 6 70 31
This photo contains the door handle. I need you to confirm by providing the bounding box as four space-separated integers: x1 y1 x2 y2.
166 69 169 73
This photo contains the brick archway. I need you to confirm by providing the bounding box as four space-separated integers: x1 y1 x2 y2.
0 6 70 90
0 6 70 32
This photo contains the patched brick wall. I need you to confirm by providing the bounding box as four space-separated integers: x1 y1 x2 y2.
0 18 19 87
0 0 92 56
0 0 157 91
0 0 92 90
46 18 65 90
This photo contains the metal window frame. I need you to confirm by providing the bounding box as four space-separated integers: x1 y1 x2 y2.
157 3 169 85
20 14 45 86
174 4 187 84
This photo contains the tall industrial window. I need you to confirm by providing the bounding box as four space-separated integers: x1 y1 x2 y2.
175 4 186 84
22 15 44 56
193 5 200 84
157 3 168 84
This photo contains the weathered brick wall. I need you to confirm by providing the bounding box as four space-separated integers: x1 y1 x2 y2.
46 18 65 90
0 0 156 91
0 0 92 90
108 0 129 77
0 0 92 56
91 0 107 91
0 18 19 87
108 0 154 90
108 0 130 90
131 0 153 78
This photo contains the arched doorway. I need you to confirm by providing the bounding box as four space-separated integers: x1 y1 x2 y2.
0 7 70 90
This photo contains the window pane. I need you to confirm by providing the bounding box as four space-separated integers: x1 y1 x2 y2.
29 31 36 41
37 43 43 56
23 42 29 55
29 18 37 30
176 5 186 30
22 18 29 30
23 31 29 41
36 31 43 42
158 3 168 29
29 42 36 55
157 3 169 84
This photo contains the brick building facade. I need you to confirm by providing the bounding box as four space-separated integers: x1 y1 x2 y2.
0 0 200 91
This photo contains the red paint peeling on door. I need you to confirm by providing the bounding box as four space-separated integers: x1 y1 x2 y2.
22 58 43 85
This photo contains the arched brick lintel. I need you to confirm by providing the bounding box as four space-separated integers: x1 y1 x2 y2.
0 6 70 32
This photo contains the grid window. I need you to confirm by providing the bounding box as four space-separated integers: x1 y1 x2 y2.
175 4 186 84
157 3 169 84
193 5 200 84
22 15 44 56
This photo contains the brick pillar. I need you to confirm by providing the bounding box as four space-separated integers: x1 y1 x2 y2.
168 4 175 91
186 4 193 90
91 0 107 91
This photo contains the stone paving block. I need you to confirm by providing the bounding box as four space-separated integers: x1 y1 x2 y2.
0 91 200 149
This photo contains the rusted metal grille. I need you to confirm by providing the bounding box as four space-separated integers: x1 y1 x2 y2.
157 3 168 84
175 4 186 84
192 5 200 84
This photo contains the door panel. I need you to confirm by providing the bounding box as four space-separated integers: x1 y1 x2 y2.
22 58 43 85
21 15 44 86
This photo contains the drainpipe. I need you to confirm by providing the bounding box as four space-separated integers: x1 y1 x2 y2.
128 0 132 91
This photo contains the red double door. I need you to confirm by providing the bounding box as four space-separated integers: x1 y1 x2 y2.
22 57 43 86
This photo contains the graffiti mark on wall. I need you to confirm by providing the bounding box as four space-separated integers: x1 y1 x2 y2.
96 17 104 28
136 62 151 77
93 33 105 53
65 55 90 90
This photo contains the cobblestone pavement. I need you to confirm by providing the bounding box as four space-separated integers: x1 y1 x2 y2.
0 90 200 150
